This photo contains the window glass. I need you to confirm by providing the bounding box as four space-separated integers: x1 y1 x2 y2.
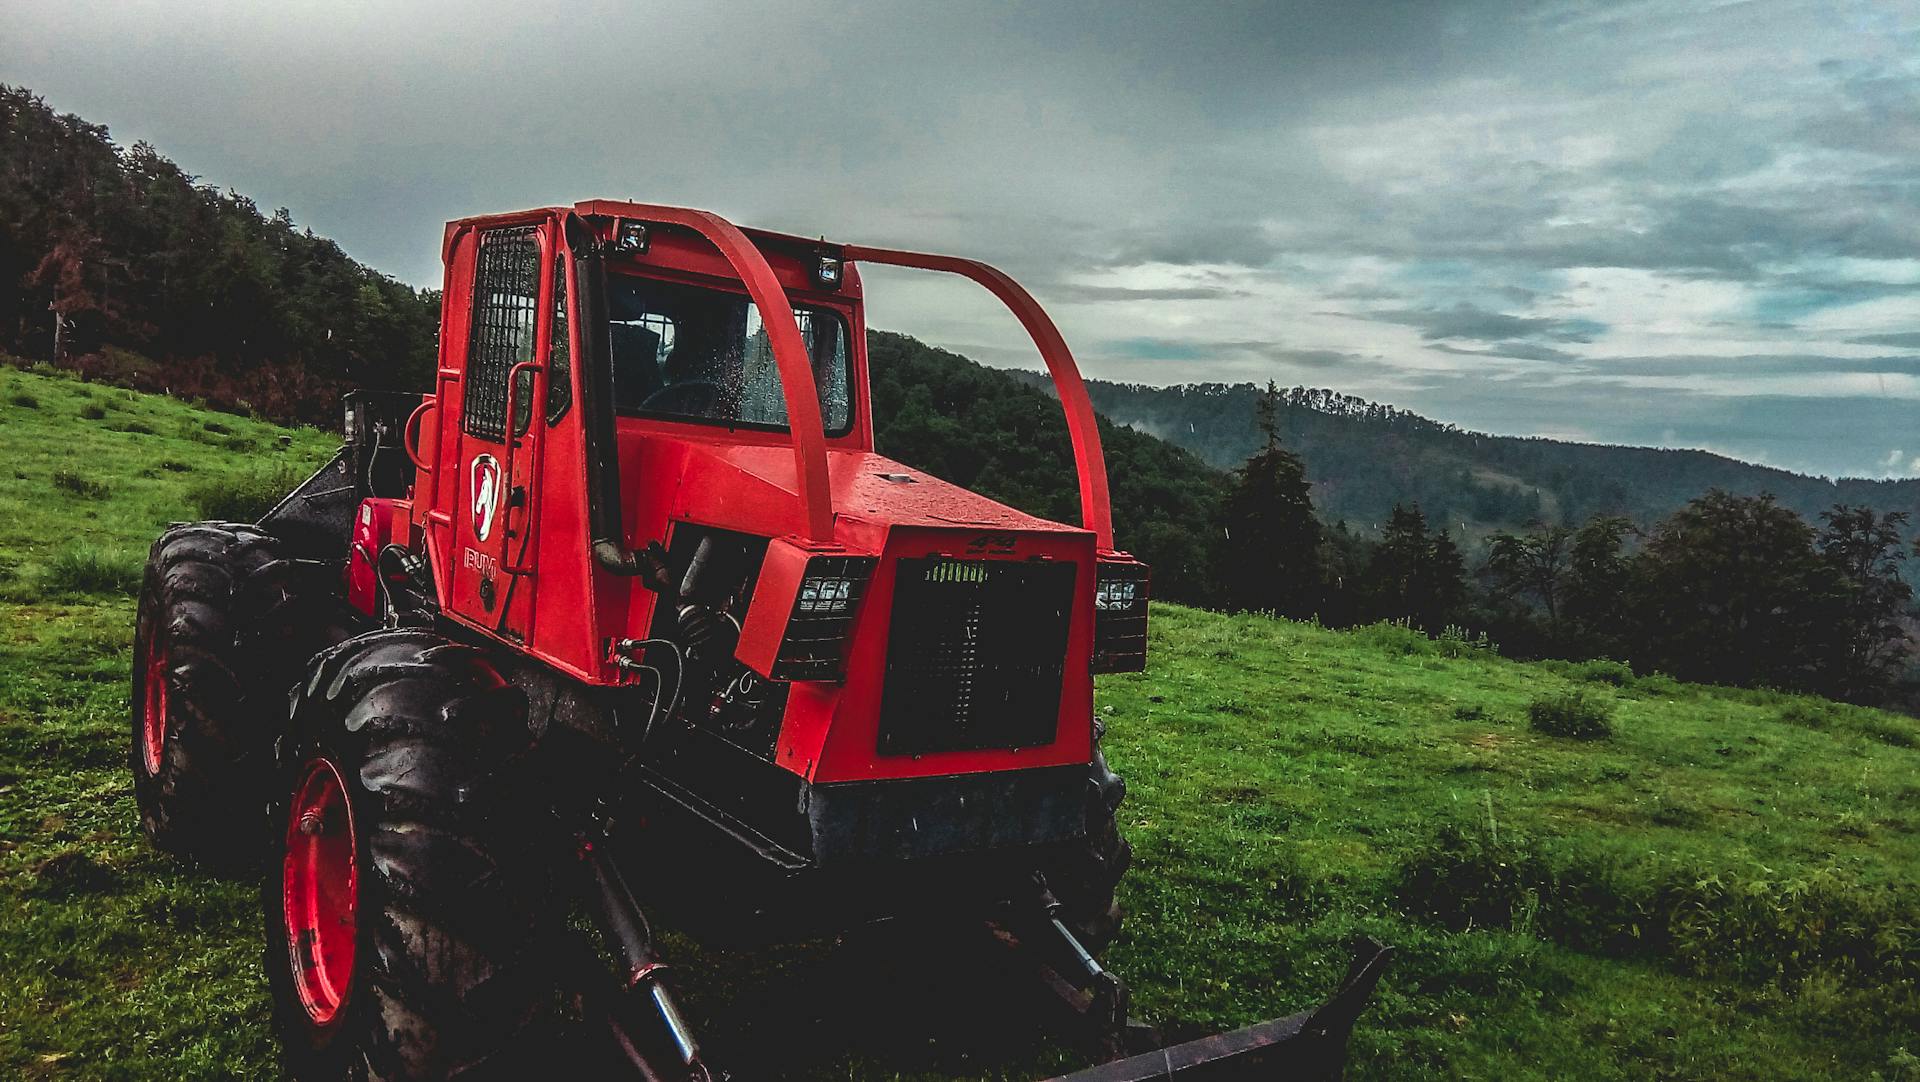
607 274 851 434
546 253 571 424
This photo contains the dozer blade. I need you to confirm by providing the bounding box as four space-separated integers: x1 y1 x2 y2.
1041 939 1393 1082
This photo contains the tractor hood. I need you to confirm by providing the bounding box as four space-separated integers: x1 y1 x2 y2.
625 435 1089 549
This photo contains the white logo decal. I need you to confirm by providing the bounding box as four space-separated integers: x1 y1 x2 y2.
470 454 502 542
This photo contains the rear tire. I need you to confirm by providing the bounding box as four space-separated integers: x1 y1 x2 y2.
131 520 332 865
265 629 557 1081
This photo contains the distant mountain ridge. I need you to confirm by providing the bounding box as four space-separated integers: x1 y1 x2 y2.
1003 373 1920 537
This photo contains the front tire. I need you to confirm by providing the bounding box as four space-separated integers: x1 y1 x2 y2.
1044 725 1133 954
265 629 557 1081
131 521 330 865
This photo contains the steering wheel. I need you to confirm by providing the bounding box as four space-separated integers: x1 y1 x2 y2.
640 379 724 415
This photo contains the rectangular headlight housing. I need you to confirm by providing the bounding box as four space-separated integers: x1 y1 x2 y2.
774 556 876 680
1092 559 1149 673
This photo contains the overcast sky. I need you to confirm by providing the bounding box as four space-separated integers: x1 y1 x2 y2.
6 0 1918 478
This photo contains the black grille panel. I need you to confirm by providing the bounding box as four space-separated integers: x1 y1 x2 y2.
878 557 1078 756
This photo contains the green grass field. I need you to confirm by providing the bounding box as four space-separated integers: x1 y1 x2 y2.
1 364 1916 1080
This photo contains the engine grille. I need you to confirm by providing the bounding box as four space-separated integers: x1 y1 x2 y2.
878 557 1078 756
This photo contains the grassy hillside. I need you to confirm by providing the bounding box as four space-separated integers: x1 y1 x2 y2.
1 365 1917 1080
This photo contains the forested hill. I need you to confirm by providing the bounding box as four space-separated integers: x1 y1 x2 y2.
1006 374 1920 537
0 85 438 421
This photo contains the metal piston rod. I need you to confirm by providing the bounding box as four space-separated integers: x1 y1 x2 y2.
1037 879 1131 1035
582 839 712 1082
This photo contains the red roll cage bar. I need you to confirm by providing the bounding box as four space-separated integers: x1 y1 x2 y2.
572 201 1116 552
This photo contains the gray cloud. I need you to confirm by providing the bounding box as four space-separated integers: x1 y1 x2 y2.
1851 332 1920 350
1046 284 1251 304
1431 341 1583 363
1371 303 1604 344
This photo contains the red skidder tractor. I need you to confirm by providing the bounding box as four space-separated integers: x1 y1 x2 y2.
128 202 1388 1080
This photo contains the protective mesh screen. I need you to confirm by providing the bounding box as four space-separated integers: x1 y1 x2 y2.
462 226 539 442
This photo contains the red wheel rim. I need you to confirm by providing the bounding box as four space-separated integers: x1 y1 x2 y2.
139 633 168 776
282 757 359 1028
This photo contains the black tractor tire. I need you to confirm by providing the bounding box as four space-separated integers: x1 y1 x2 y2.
131 520 333 866
1044 724 1134 955
265 629 557 1081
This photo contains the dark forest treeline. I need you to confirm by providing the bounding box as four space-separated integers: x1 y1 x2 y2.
1475 500 1918 704
1214 385 1920 708
0 85 438 421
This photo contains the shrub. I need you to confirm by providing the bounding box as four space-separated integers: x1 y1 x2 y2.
51 470 110 500
1571 659 1634 685
187 463 304 522
1778 699 1835 729
1352 620 1433 656
1528 689 1614 740
78 403 107 420
42 547 142 596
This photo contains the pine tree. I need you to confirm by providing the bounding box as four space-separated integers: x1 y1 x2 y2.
1217 382 1324 616
1421 528 1468 630
1367 504 1466 630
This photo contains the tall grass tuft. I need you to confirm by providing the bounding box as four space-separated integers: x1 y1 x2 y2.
51 470 111 500
1527 688 1614 739
42 547 142 596
187 463 306 522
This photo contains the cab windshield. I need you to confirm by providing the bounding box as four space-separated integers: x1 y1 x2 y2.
606 273 852 434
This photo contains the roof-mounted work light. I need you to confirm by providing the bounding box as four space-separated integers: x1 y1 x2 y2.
614 219 650 255
813 253 843 288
